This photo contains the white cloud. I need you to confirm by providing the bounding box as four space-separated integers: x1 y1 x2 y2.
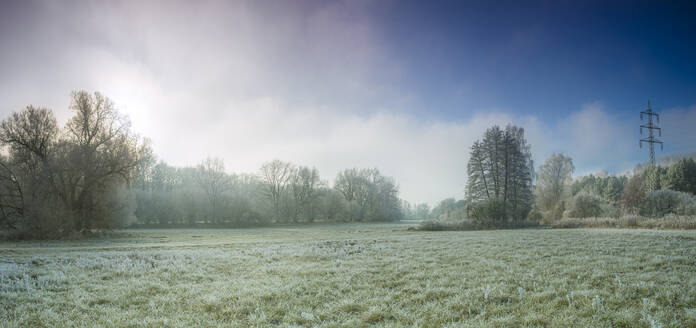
555 103 636 175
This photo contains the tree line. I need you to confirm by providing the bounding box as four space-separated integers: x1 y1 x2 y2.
134 159 402 227
443 125 696 226
528 153 696 223
0 92 403 238
2 91 693 238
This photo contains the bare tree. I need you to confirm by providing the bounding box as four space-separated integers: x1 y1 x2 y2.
335 168 360 202
291 166 321 222
0 106 59 233
194 157 230 223
334 168 401 222
621 174 645 214
0 92 149 236
536 153 574 220
260 160 295 222
61 91 150 231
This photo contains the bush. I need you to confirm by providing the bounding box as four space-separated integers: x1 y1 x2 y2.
600 201 620 218
415 220 465 231
566 193 602 218
621 174 645 213
551 215 696 230
539 202 566 225
468 199 507 224
526 207 543 222
415 219 539 231
640 189 696 218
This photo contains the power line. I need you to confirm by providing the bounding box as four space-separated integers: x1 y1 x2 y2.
639 100 663 166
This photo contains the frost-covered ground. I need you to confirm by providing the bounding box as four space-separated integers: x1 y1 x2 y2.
1 224 695 327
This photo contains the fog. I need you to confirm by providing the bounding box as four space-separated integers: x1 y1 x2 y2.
1 1 694 205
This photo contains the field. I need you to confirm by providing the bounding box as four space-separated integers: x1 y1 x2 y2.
1 224 695 327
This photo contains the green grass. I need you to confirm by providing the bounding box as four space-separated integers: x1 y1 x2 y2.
1 224 695 327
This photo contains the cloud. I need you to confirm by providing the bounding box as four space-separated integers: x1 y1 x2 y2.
175 103 529 205
555 103 636 175
660 105 696 153
1 1 695 205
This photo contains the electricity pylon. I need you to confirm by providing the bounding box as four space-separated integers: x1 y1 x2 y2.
640 100 663 166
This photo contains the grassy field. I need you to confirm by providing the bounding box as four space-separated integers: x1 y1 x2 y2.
1 224 695 327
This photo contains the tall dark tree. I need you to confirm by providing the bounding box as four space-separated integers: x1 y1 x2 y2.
466 125 534 221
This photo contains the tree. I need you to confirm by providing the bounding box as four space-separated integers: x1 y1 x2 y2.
60 91 150 231
602 176 623 203
466 125 534 221
467 141 490 204
621 174 645 214
535 153 574 220
413 203 431 220
364 169 401 221
334 168 361 203
430 199 467 221
334 168 401 222
194 157 230 223
260 160 295 222
664 158 696 195
291 166 321 222
567 193 602 218
642 165 665 192
319 188 348 222
334 168 365 219
0 106 59 235
0 91 150 237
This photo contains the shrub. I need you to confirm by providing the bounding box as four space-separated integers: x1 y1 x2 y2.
621 174 646 214
640 189 696 218
415 220 465 231
601 201 620 218
526 207 543 222
566 193 602 218
415 219 539 231
468 199 507 224
551 215 696 230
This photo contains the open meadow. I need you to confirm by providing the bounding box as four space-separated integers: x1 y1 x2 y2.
1 223 696 327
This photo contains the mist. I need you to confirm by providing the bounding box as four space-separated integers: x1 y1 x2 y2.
2 1 694 205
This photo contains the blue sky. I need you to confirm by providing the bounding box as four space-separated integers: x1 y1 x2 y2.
0 0 695 204
367 0 696 119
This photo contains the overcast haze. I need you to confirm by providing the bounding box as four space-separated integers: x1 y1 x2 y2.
1 0 695 205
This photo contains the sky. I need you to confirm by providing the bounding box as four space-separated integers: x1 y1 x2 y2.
0 0 695 205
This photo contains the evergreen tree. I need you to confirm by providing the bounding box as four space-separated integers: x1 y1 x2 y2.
664 158 696 194
602 176 623 203
642 165 665 192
